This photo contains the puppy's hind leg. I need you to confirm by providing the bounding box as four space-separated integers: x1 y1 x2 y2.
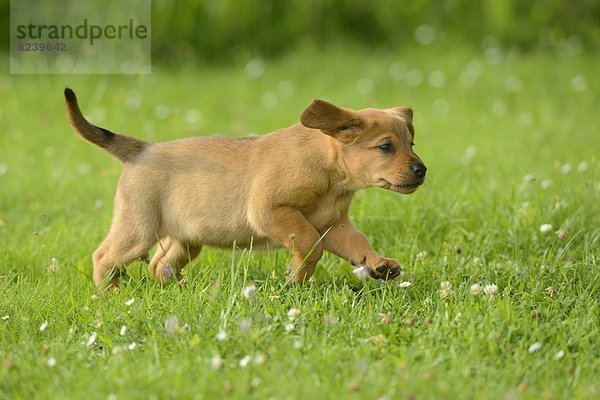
92 202 159 292
93 227 157 291
148 237 202 283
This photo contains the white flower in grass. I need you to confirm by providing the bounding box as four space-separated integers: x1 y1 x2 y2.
352 266 370 280
577 161 588 172
554 350 565 360
560 163 572 174
539 224 553 233
239 355 252 368
210 354 223 369
555 229 569 239
1 315 9 321
215 330 227 341
439 281 453 299
254 352 266 365
241 284 257 300
528 342 542 353
128 342 137 350
46 357 57 368
398 281 412 288
39 321 49 332
540 179 552 189
483 284 498 296
470 283 482 295
284 323 295 332
416 250 428 261
124 298 135 306
85 332 97 347
119 325 127 336
287 308 301 320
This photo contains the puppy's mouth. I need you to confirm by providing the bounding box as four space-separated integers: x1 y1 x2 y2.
381 179 424 194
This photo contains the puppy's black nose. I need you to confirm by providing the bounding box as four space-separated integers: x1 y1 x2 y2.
411 162 427 178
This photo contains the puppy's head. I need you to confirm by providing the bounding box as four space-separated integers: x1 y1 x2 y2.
300 99 427 194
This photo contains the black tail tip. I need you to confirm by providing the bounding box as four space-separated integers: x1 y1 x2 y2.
64 87 77 103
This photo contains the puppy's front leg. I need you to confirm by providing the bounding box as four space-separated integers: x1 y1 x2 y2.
256 207 323 283
323 215 402 280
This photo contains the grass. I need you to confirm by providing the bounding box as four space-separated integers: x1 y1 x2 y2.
0 43 599 399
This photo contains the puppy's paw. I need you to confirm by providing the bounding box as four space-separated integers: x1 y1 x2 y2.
367 257 403 280
154 263 179 284
285 262 315 284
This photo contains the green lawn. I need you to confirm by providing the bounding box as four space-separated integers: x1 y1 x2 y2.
0 44 599 399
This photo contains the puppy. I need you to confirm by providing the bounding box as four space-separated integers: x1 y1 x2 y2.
64 88 426 290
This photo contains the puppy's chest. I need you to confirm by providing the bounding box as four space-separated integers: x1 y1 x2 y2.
303 192 352 230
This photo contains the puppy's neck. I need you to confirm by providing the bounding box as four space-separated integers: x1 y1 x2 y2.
324 136 366 193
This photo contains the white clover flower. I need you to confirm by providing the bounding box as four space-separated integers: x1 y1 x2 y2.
528 342 542 353
555 229 569 239
540 179 552 189
210 354 223 369
352 266 370 280
39 321 49 332
559 163 572 174
554 350 565 360
241 284 257 300
470 283 482 295
128 342 137 350
439 281 453 299
85 332 97 347
215 330 228 341
124 298 135 306
119 325 127 336
287 308 301 320
254 352 266 365
111 347 123 356
483 284 498 295
284 323 295 332
577 161 588 172
46 357 57 368
239 355 252 368
1 315 9 321
398 281 412 288
539 224 553 233
416 250 428 261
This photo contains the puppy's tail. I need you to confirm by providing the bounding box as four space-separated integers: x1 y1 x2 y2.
64 88 148 163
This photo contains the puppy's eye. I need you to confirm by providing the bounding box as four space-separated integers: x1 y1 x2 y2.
378 143 394 153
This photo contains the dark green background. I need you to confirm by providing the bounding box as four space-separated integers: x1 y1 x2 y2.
3 0 599 63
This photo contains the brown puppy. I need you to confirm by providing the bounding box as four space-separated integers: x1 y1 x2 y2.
64 88 426 290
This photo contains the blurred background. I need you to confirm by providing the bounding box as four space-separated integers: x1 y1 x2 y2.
2 0 599 63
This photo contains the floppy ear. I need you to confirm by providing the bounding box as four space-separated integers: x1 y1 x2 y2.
300 99 364 143
385 106 413 123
